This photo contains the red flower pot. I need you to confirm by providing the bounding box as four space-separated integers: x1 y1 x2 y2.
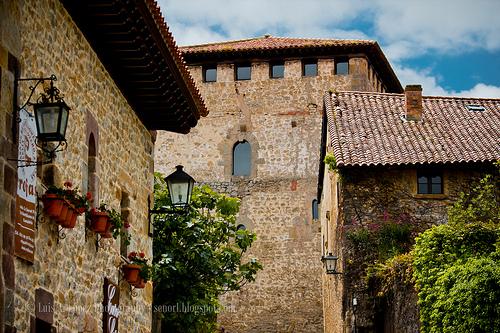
56 203 70 225
122 264 141 284
132 278 146 289
101 227 113 239
42 194 65 219
90 211 109 233
63 207 78 229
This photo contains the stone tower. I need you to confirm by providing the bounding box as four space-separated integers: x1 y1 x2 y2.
154 36 402 332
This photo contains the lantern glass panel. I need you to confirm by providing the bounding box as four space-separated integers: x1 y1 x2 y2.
37 105 60 135
326 258 337 272
168 180 190 206
59 106 69 137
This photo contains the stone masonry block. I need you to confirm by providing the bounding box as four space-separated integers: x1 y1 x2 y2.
0 46 8 68
4 287 15 326
3 163 16 196
2 253 15 288
10 198 15 225
3 221 14 254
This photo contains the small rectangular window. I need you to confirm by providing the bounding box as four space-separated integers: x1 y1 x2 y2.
417 170 443 194
235 64 251 80
203 65 217 82
335 58 349 75
270 61 285 78
302 59 317 77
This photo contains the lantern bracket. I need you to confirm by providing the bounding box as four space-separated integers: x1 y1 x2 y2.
15 74 65 114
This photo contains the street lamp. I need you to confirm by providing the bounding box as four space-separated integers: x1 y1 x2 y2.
321 253 341 275
13 74 70 165
165 165 195 208
148 165 195 234
34 99 70 143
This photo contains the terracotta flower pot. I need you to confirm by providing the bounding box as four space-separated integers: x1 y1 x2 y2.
56 203 70 225
63 207 78 229
122 264 141 284
42 194 65 219
132 278 146 289
101 227 113 239
90 211 109 233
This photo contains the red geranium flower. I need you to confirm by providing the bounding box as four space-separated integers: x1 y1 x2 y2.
139 252 145 258
63 181 73 188
124 222 130 229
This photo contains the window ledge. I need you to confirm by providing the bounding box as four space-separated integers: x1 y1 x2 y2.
414 193 448 200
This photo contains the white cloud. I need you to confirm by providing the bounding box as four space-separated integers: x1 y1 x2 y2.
168 23 229 46
160 0 500 57
454 83 500 98
395 65 448 96
395 65 500 98
158 0 500 98
373 0 500 60
160 0 370 45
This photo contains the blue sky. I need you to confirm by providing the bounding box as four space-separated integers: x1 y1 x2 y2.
158 0 500 98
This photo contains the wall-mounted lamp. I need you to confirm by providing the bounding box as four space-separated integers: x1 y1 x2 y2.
13 74 70 166
321 253 342 274
165 165 195 208
148 165 195 232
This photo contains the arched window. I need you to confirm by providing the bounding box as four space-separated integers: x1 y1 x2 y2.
232 140 251 176
312 199 319 220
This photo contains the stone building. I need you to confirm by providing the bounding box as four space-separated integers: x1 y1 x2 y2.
0 0 205 331
155 36 402 332
318 86 500 332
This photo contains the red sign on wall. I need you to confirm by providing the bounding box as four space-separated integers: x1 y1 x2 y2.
103 278 120 333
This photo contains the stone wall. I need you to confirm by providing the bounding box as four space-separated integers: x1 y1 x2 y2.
321 163 491 333
156 54 379 331
0 1 22 331
2 0 155 331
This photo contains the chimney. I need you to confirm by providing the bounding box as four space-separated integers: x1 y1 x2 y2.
405 85 423 121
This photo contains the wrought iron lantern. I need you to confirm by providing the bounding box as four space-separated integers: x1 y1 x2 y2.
14 74 70 164
34 99 70 142
321 253 341 274
148 165 195 235
165 165 195 208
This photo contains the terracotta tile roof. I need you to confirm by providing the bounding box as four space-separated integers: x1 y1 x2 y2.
181 35 376 54
181 35 403 93
61 0 208 133
325 91 500 167
143 0 208 118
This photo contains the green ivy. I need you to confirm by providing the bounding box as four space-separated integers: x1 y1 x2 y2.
413 223 500 333
412 168 500 333
347 221 413 264
366 253 414 297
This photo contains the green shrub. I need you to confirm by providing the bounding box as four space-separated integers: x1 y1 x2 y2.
413 222 500 333
324 152 338 172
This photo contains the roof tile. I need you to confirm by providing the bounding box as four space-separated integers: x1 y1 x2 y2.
326 91 500 167
181 35 376 54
